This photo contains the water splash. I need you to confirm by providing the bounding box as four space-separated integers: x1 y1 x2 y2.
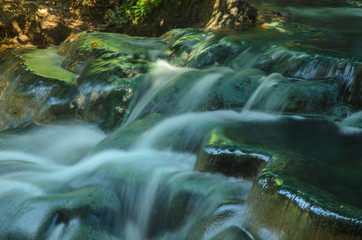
339 111 362 134
46 223 65 240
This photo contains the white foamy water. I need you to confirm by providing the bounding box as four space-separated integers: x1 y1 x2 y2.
0 125 106 165
0 123 253 240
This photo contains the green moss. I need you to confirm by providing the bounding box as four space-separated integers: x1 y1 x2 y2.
164 30 249 68
23 48 78 84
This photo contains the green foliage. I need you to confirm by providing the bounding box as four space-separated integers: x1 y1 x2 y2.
122 0 182 23
104 9 127 27
71 0 182 26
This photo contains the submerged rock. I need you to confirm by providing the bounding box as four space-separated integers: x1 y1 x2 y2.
250 78 343 114
210 226 252 240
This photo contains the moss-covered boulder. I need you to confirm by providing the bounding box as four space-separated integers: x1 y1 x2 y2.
248 78 344 114
0 49 77 132
256 42 362 108
162 28 250 68
0 31 170 132
58 31 167 75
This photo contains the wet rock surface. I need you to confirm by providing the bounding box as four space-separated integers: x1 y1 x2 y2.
256 43 362 107
195 143 269 180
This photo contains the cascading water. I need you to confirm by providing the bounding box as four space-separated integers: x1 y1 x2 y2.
0 125 253 240
124 60 192 125
1 1 362 240
242 73 284 113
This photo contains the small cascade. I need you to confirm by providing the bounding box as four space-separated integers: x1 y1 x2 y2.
243 73 284 112
0 2 362 239
0 125 106 165
0 126 253 240
177 67 233 112
46 223 65 240
124 60 192 125
132 110 279 151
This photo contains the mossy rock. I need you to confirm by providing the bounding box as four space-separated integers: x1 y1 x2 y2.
163 29 249 68
58 31 167 75
245 173 362 240
0 49 77 132
0 32 165 132
195 143 270 180
250 78 343 114
256 42 362 107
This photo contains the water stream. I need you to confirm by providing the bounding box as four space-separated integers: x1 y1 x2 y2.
0 1 361 239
